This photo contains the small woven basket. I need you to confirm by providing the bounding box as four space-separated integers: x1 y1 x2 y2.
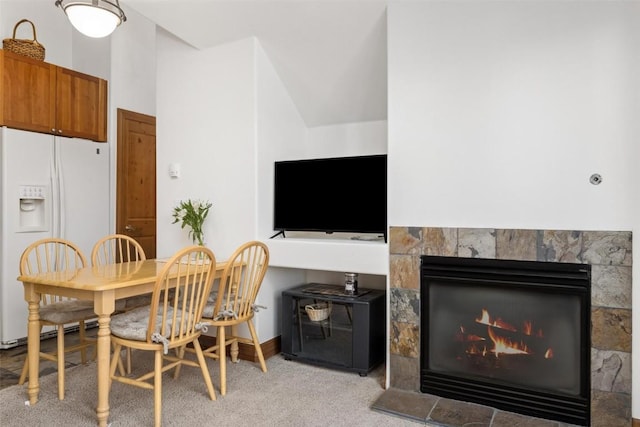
305 303 331 322
3 19 45 61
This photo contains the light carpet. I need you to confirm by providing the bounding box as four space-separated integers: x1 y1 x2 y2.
0 352 420 426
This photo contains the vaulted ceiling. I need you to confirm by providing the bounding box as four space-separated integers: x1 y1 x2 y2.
125 0 388 128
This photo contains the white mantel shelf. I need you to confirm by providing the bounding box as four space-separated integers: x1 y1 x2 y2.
265 237 389 276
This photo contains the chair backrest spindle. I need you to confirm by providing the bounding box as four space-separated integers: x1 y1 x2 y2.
91 234 146 266
211 241 269 322
147 247 216 347
20 238 87 306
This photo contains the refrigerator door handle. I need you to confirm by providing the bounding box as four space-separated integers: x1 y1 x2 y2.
55 138 66 240
50 143 60 238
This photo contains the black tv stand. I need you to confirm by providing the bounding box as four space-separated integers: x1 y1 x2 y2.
281 283 386 375
270 230 286 239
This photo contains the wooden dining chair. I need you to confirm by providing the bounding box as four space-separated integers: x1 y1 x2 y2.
91 234 149 311
91 233 146 265
108 245 217 427
196 240 269 396
18 237 96 400
91 233 148 373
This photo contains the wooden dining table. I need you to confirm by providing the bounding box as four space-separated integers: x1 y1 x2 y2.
18 258 228 427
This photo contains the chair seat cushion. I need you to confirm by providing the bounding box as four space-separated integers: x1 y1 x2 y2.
40 300 96 324
110 305 176 342
207 292 218 303
202 291 221 318
202 301 215 319
202 292 241 319
115 294 153 312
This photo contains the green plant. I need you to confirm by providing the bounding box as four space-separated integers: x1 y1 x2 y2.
171 199 212 246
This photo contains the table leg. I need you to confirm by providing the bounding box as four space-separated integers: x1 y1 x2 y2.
95 292 115 427
25 284 41 405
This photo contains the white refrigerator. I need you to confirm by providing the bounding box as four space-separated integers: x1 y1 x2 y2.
0 127 110 348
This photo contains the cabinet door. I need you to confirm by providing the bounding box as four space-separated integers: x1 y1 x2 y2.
0 50 56 134
55 67 107 142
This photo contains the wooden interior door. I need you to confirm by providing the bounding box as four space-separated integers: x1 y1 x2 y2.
116 109 156 258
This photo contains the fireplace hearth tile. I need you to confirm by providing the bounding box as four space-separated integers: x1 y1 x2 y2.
591 307 632 352
591 349 632 394
390 255 420 289
390 321 419 357
458 228 496 258
389 227 424 255
389 354 419 390
538 230 582 263
371 388 437 423
591 265 632 308
429 397 494 426
492 410 558 427
582 231 632 266
388 226 633 425
390 288 419 323
372 388 587 427
422 227 458 256
591 390 633 427
496 229 537 260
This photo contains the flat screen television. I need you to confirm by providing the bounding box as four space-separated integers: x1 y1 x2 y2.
273 154 387 241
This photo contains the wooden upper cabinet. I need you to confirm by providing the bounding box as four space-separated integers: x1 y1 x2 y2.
0 50 107 142
56 67 107 141
0 50 56 134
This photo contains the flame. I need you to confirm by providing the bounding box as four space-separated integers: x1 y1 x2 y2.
461 308 554 361
475 309 517 332
458 329 486 342
466 343 490 356
477 309 491 324
487 326 530 358
523 321 545 338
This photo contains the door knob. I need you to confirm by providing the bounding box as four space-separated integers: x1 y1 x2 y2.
125 225 136 231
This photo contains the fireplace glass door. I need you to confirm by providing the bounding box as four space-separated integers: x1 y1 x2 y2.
420 256 590 426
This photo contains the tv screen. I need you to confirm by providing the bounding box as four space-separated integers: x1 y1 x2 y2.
273 154 387 240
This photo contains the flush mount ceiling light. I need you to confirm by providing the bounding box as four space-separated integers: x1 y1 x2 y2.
55 0 127 38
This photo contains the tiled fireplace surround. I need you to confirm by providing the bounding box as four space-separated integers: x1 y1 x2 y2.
387 227 632 426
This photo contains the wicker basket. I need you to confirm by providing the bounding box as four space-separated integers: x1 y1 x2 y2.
305 303 331 322
3 19 45 61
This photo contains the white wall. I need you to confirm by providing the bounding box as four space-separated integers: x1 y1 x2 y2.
253 42 390 337
388 1 637 230
255 39 308 338
1 2 156 237
0 1 110 78
111 5 156 118
255 40 308 241
387 0 639 417
108 5 157 232
253 37 390 335
0 1 73 68
264 119 389 276
305 120 387 159
155 32 257 260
